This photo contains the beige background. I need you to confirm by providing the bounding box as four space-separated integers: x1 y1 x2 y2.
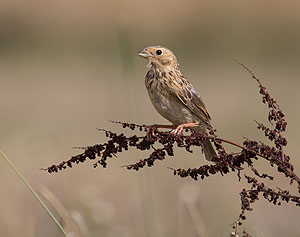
0 0 300 236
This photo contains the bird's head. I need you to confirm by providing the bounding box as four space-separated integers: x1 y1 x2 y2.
138 46 179 70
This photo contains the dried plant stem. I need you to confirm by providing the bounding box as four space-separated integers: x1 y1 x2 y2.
43 62 300 232
279 130 285 162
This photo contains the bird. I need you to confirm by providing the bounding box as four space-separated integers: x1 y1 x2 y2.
137 46 217 161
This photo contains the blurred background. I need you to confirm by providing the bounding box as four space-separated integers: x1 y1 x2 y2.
0 0 300 236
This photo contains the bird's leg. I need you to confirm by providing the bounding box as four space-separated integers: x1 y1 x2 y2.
145 124 176 137
171 122 199 136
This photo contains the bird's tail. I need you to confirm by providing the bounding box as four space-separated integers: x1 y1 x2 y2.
203 138 217 161
193 126 217 161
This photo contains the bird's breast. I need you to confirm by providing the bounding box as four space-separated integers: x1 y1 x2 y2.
146 81 196 125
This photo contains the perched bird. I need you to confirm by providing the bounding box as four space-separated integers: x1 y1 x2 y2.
137 46 217 161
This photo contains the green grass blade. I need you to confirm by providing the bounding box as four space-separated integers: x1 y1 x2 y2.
0 149 68 236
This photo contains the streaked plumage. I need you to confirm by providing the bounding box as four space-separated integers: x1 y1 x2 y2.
138 46 216 161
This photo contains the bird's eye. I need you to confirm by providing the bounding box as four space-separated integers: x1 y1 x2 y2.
156 50 162 55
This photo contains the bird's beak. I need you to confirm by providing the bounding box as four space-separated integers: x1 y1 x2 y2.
137 48 151 58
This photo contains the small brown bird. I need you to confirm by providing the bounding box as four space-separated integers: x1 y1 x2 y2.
138 46 216 161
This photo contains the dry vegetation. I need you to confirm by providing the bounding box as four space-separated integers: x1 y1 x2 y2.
44 63 300 236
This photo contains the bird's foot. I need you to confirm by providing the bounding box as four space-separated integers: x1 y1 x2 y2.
171 122 199 136
145 125 158 137
145 124 175 137
171 125 185 136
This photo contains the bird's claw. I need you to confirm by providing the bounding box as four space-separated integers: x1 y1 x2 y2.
145 125 157 137
171 125 184 136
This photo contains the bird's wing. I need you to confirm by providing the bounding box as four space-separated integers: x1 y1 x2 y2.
172 77 211 123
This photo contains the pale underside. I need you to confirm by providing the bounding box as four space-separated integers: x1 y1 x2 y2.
147 87 208 133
